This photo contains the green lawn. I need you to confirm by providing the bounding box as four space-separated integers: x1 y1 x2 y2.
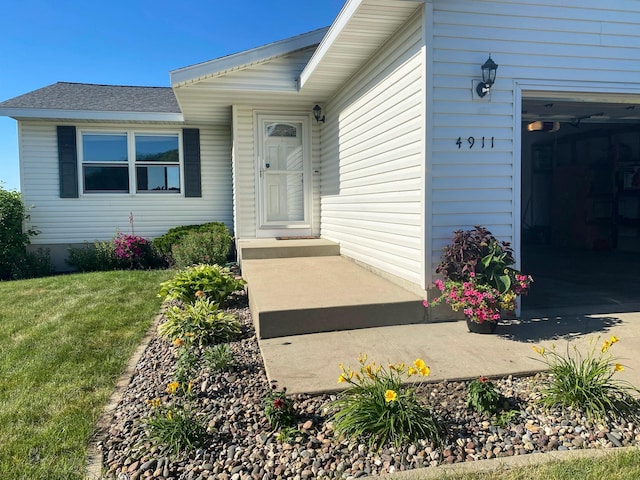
0 270 172 480
406 448 640 480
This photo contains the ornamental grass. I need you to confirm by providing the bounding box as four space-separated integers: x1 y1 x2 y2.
534 336 640 422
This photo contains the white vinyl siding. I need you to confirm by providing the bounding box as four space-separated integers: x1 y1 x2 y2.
321 11 425 287
19 121 232 244
430 0 640 270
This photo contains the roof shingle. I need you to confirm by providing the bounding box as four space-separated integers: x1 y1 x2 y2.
0 82 181 113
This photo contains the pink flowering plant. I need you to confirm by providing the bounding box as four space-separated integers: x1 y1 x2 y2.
113 232 158 269
426 226 532 324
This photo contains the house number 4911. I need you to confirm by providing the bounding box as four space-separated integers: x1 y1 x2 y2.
456 136 494 149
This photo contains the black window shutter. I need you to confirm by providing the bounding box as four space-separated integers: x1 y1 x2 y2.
57 126 79 198
183 128 201 198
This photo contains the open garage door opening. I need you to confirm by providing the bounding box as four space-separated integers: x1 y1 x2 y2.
521 94 640 314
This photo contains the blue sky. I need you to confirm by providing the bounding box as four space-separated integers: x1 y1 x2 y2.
0 0 345 191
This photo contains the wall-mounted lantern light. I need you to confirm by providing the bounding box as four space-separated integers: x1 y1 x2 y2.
313 104 325 123
476 55 498 98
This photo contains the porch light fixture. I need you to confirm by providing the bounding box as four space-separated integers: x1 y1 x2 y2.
527 121 560 133
313 104 325 123
476 55 498 98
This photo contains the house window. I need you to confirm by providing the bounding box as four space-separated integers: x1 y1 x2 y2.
82 133 129 192
135 134 180 192
80 131 181 194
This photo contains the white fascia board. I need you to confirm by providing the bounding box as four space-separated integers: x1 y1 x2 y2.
0 108 185 123
298 0 365 91
170 27 329 87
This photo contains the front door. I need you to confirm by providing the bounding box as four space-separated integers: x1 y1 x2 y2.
257 115 311 236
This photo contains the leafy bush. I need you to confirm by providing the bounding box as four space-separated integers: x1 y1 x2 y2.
66 241 118 272
330 355 442 450
159 298 241 346
144 399 207 454
173 344 200 386
153 222 233 264
467 376 505 415
67 235 163 272
204 344 235 373
533 336 640 422
0 187 37 280
158 264 246 305
11 248 53 280
171 230 233 268
436 225 515 286
263 383 296 430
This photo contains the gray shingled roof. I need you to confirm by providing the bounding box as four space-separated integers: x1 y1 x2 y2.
0 82 181 113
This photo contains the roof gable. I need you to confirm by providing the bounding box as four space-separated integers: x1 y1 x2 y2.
170 27 329 87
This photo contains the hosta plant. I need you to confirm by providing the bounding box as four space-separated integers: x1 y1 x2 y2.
330 355 442 450
533 336 640 422
159 298 241 346
158 263 246 305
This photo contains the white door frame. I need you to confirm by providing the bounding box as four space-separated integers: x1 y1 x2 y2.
255 112 313 238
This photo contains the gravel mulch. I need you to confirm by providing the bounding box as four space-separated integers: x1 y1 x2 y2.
99 291 640 480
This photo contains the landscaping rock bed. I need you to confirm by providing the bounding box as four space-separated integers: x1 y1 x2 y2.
100 292 640 479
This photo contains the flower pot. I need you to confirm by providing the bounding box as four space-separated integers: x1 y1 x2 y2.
466 316 498 334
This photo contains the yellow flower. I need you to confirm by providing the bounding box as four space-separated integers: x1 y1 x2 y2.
167 410 173 421
384 389 398 403
615 363 625 372
166 381 180 394
419 366 430 377
365 364 374 378
338 374 347 383
146 398 161 408
414 359 426 370
173 337 185 347
532 345 545 355
602 340 612 353
610 335 620 344
407 367 418 377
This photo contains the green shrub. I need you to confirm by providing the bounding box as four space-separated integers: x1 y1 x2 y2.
11 248 53 279
171 230 233 268
467 376 504 415
159 298 241 346
144 400 207 454
204 344 235 373
66 241 119 272
263 383 297 430
0 187 37 280
158 263 246 305
173 345 200 386
534 336 640 422
153 222 233 263
330 355 442 450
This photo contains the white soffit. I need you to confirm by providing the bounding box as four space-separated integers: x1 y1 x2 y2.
298 0 424 98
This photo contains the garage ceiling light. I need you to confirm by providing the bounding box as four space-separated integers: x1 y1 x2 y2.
527 121 560 132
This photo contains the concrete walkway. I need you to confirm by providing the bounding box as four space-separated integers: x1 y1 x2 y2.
259 303 640 395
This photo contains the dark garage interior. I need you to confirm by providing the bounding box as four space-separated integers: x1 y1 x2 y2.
521 97 640 312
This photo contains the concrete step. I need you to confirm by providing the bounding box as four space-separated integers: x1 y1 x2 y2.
239 238 340 260
242 256 426 339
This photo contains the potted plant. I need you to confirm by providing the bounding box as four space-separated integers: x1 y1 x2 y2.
425 226 532 333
